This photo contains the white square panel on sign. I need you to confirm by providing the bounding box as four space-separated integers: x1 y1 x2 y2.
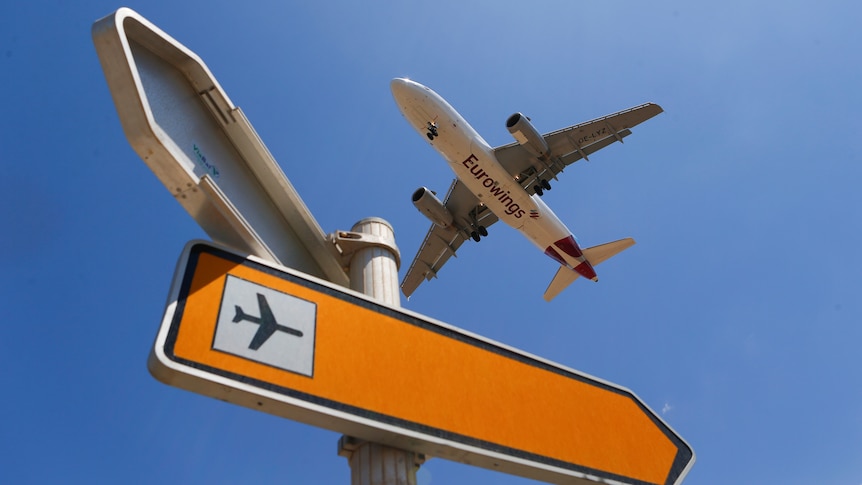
213 275 317 376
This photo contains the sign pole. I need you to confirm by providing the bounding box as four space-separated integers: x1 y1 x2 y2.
335 218 425 485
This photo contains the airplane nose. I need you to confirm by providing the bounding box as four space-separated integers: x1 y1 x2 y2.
390 78 411 99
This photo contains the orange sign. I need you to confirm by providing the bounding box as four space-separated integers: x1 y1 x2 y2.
150 242 694 485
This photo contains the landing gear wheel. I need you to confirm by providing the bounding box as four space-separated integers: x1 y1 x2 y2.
471 231 481 242
541 179 551 191
478 226 488 237
534 185 544 196
427 132 435 140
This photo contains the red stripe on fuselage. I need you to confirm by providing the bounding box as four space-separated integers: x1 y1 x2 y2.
574 261 597 281
546 236 597 280
554 236 584 259
544 246 566 266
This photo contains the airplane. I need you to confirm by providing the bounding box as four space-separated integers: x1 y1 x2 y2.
233 293 303 350
391 78 663 301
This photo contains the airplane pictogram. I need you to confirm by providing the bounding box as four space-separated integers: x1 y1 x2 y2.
233 293 303 350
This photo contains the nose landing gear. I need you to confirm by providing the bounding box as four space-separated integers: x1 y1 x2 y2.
426 122 439 140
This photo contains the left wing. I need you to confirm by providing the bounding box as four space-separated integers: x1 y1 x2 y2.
401 180 498 298
494 103 663 194
250 294 277 350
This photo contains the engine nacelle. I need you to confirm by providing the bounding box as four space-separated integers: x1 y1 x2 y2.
412 187 454 228
506 112 550 158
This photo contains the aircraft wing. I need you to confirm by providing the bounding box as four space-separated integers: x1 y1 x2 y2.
401 179 499 298
249 293 277 350
493 103 663 194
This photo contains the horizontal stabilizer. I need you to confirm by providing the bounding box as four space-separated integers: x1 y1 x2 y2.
582 237 636 266
543 238 636 301
544 266 581 302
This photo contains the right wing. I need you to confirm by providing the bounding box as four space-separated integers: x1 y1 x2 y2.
494 103 663 194
250 294 277 350
401 179 498 298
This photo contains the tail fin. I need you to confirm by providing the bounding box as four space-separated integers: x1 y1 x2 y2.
232 305 246 323
543 238 636 301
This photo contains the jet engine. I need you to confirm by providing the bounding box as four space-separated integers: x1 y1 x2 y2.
412 187 453 228
506 112 549 158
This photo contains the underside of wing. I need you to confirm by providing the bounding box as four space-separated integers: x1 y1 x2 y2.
494 103 663 194
256 293 274 322
401 180 499 298
249 293 277 350
250 323 277 351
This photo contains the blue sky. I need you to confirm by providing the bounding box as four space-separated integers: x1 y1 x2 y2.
2 1 862 484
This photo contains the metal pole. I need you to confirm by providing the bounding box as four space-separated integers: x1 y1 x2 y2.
345 218 401 306
333 218 424 485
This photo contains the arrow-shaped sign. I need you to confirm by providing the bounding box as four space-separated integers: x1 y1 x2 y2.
150 242 694 485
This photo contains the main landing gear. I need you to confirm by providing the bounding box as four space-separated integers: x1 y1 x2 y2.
534 179 551 196
467 206 487 242
470 225 488 242
426 122 439 140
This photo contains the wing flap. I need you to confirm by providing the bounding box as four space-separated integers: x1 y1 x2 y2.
544 103 662 157
401 225 464 298
557 129 632 166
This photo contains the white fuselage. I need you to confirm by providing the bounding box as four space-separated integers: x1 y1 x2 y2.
391 78 596 279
